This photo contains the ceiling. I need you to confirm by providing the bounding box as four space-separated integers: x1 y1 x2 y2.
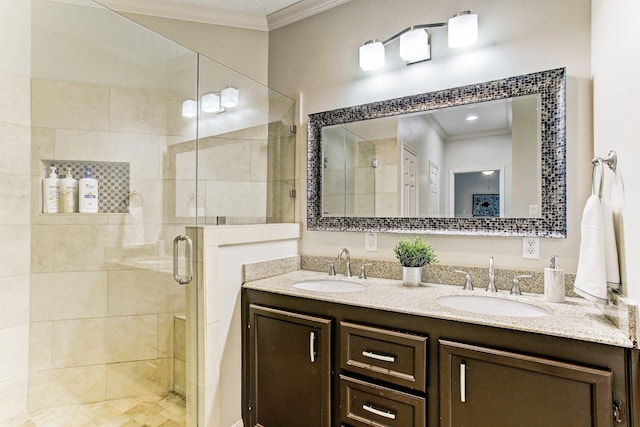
97 0 350 31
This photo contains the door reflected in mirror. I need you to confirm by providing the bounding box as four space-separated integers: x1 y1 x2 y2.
321 95 541 219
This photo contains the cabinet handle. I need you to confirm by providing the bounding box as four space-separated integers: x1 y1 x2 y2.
362 350 396 363
362 404 397 420
460 362 466 403
309 331 316 363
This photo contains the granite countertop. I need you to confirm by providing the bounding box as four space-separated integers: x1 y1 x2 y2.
243 269 634 348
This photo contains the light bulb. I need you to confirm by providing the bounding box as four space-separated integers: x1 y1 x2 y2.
359 40 385 71
448 11 478 48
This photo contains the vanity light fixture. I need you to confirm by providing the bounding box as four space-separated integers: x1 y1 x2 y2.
181 99 197 118
201 92 222 113
181 87 240 117
358 10 478 71
221 86 240 108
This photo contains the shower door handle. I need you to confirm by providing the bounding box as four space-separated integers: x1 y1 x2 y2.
173 234 193 286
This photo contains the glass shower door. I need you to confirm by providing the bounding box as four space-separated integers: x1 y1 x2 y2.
30 0 199 425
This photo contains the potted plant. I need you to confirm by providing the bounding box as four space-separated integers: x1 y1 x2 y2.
393 237 438 286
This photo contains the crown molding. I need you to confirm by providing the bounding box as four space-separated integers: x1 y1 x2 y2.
98 0 270 31
267 0 351 30
97 0 350 31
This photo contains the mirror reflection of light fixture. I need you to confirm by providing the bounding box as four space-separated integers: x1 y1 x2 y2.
482 170 495 176
221 87 239 108
201 92 222 113
181 99 197 118
466 114 479 121
358 10 478 71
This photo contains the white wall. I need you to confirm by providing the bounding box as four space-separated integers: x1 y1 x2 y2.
269 0 592 271
591 1 640 316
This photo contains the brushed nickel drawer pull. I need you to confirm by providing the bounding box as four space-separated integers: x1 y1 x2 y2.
362 350 396 363
309 331 316 363
362 403 396 420
460 362 466 403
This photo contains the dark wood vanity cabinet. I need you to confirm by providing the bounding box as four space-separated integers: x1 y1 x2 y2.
242 289 637 427
439 339 614 427
246 304 332 427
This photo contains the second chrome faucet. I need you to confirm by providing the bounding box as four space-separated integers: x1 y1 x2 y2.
337 247 352 277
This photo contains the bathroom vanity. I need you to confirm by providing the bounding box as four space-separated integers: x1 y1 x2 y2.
241 271 638 427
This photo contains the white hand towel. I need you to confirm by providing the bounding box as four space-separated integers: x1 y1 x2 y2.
574 195 608 304
600 197 621 290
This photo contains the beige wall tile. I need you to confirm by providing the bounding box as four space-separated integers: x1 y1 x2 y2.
0 71 30 127
109 87 168 135
29 321 53 371
197 141 251 181
105 315 158 363
106 358 172 400
174 316 186 362
28 365 107 409
205 181 266 217
250 140 268 182
0 122 30 175
31 224 54 273
0 173 30 224
53 129 165 180
0 374 28 420
31 80 109 131
0 225 29 277
0 324 29 381
31 127 55 173
174 359 186 397
158 313 175 359
31 271 108 321
51 318 106 368
107 269 184 316
0 275 29 329
50 224 120 272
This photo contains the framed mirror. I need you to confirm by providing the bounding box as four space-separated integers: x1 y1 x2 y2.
307 68 566 237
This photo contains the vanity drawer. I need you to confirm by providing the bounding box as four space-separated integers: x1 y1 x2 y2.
340 321 428 392
340 375 426 427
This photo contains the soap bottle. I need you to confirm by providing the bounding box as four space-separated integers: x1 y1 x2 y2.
42 165 59 213
59 167 78 213
79 166 99 213
544 255 565 303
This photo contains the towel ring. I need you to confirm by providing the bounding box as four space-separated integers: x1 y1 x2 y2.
591 150 617 199
129 191 144 207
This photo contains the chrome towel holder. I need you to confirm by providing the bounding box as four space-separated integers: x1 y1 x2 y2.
591 150 617 199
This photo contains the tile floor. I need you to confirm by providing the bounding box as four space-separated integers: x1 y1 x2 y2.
2 392 186 427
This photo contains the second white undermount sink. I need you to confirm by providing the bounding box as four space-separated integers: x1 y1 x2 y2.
293 280 366 293
436 294 549 318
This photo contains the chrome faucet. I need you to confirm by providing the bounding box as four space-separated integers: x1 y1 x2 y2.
337 247 352 277
486 256 497 292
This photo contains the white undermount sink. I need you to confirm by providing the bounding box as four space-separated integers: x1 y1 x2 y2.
436 294 549 318
293 280 367 293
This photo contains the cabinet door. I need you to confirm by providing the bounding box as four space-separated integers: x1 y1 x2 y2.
248 304 332 427
440 339 613 427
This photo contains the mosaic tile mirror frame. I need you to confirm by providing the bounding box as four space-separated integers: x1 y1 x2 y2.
307 68 566 237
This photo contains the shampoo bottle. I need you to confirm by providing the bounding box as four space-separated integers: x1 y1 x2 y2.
79 166 99 213
59 167 78 213
42 165 59 213
544 255 565 303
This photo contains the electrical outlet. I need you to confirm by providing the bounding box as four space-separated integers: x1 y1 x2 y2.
522 237 540 259
365 232 378 252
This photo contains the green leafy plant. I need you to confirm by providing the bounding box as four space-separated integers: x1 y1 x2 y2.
393 237 438 267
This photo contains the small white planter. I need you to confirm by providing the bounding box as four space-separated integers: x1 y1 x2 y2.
402 266 423 287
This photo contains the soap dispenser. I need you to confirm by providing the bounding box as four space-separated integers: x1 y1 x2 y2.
79 166 99 213
42 165 59 213
59 167 78 213
544 255 565 303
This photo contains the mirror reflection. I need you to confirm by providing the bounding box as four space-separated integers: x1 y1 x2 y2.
321 95 541 218
307 68 566 237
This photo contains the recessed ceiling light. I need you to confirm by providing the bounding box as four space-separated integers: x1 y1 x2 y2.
466 114 478 121
482 170 495 176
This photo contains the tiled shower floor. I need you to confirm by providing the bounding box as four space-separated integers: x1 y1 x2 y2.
2 392 186 427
